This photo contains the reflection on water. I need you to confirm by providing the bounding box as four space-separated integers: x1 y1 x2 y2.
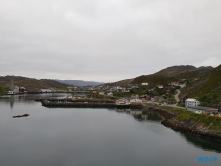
115 108 221 153
181 132 221 153
0 93 221 166
116 108 162 121
0 93 69 110
10 95 14 109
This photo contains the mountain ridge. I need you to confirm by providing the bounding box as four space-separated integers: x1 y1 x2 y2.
55 80 104 87
104 65 213 87
0 75 68 93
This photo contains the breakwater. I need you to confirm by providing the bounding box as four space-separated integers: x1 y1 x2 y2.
40 99 143 109
36 98 116 103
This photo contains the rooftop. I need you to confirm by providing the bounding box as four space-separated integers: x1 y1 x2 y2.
189 106 218 112
186 98 198 102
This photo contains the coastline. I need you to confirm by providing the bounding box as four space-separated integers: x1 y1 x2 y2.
145 104 221 142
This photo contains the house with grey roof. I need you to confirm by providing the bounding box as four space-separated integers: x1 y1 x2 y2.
187 106 218 114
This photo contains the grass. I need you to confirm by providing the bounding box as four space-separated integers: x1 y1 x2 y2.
159 105 221 131
183 65 221 106
0 86 9 95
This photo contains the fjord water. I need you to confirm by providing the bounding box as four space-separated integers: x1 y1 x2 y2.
0 94 220 166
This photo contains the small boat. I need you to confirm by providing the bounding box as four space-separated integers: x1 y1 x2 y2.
13 114 30 118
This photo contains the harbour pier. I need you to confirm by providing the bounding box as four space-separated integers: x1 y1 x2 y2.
40 99 143 109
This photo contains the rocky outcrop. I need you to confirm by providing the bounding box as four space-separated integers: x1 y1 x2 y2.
150 107 221 141
162 118 221 141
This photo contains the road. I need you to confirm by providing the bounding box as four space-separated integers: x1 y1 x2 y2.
143 100 185 109
174 83 186 105
174 89 181 103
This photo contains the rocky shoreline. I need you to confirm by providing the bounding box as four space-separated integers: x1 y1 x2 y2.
147 106 221 142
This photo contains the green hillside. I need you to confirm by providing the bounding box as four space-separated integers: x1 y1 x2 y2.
0 86 9 94
105 65 212 88
0 76 68 94
130 66 212 89
154 65 197 76
182 65 221 107
132 74 175 88
174 67 212 80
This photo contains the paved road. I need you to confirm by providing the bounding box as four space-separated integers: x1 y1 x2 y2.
143 100 185 109
173 83 186 105
174 89 181 103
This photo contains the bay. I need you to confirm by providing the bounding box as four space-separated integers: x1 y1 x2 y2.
0 93 220 166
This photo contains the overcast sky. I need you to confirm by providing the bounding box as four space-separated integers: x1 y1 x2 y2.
0 0 221 82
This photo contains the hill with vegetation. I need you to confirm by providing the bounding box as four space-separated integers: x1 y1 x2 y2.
181 64 221 107
105 65 212 88
174 67 212 80
132 74 174 88
0 76 68 94
105 78 134 87
56 79 103 87
154 65 197 76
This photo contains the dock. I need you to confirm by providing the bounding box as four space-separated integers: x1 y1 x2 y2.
40 99 143 109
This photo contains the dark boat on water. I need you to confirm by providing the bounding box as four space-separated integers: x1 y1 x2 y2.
13 114 30 118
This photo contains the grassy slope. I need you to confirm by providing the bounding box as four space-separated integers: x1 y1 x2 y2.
174 67 212 80
132 74 175 88
130 66 212 88
105 78 134 87
154 65 197 76
160 106 221 131
0 86 9 94
105 66 212 89
182 65 221 106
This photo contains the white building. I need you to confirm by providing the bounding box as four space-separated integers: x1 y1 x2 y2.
107 92 113 96
130 99 143 107
116 86 123 92
170 82 180 86
130 99 143 104
187 106 218 114
116 99 130 105
141 83 148 86
156 85 164 89
41 89 52 92
13 86 19 94
185 98 200 107
99 91 105 95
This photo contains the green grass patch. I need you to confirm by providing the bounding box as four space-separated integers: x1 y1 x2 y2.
0 86 9 95
158 105 221 131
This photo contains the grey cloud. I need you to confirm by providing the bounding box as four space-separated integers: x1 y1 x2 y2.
0 0 221 82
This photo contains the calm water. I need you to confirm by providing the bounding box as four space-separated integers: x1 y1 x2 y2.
0 93 221 166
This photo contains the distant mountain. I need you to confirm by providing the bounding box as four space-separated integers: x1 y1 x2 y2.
0 76 68 94
56 80 104 87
